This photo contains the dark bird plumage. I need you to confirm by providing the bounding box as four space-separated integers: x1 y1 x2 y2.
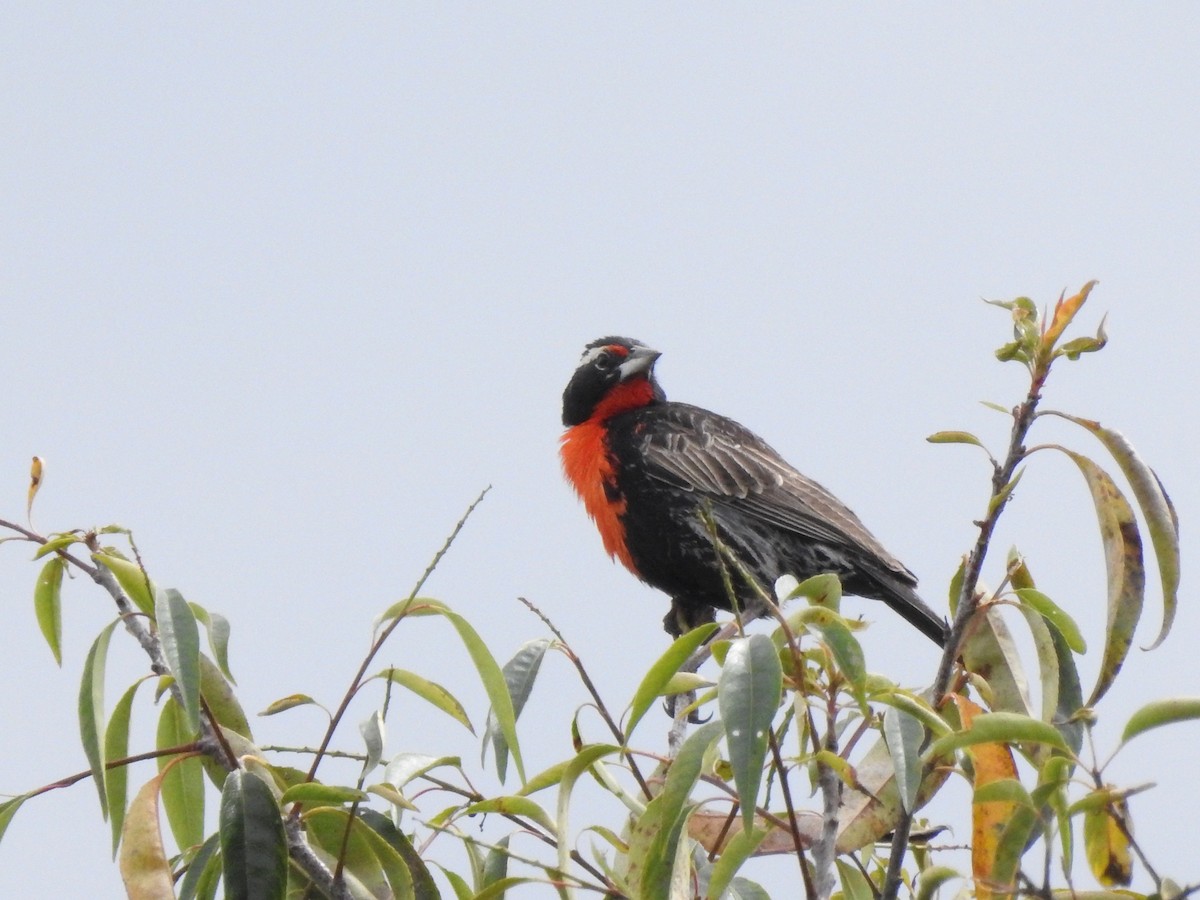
560 336 948 646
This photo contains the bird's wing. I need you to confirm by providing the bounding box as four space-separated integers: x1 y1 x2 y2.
638 404 915 580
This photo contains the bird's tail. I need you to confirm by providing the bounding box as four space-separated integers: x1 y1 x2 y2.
884 583 949 647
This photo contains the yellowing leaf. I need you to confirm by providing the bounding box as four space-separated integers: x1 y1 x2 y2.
954 695 1019 900
27 456 43 522
118 772 174 900
1083 798 1133 887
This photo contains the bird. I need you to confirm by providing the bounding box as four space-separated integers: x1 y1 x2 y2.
559 336 947 647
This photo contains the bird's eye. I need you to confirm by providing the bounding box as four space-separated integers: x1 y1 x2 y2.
595 351 617 370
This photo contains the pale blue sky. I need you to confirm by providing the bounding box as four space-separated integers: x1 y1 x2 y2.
2 6 1197 896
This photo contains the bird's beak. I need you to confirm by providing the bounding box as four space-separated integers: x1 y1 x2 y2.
618 345 661 381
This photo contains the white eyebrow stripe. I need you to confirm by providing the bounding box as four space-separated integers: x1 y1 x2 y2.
579 346 607 365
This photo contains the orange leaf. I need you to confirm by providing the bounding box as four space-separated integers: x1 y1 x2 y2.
954 694 1019 900
1040 280 1098 356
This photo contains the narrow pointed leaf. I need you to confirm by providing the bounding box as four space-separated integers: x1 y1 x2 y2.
358 808 440 900
626 622 718 739
220 770 287 900
961 605 1034 716
360 709 385 773
258 694 321 716
706 827 768 899
1046 412 1179 650
377 668 473 733
304 807 389 897
1014 602 1084 756
466 796 558 837
33 532 81 559
279 783 368 806
1041 280 1098 354
1054 450 1145 705
190 603 236 683
1015 588 1086 653
26 456 43 520
79 618 121 818
1121 697 1200 745
1083 800 1133 887
106 679 147 856
836 858 875 900
119 772 175 899
92 551 155 615
926 430 989 450
483 638 550 781
178 833 222 900
0 796 28 845
719 634 782 831
432 608 524 783
555 744 622 877
199 653 252 739
926 712 1069 759
627 722 723 899
883 705 924 813
157 698 205 852
383 753 461 792
156 587 202 731
33 556 64 665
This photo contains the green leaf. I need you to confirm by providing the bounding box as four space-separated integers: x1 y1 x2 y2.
1053 449 1145 705
1046 412 1179 650
925 712 1069 760
220 770 287 900
258 693 322 716
926 430 989 450
33 532 81 559
707 827 768 900
0 796 28 845
190 603 236 683
555 744 622 877
1015 588 1086 653
626 622 718 739
777 572 843 610
627 721 723 899
914 866 961 900
465 796 558 838
1013 601 1085 757
92 550 155 616
1121 697 1200 745
481 834 510 893
79 618 121 819
358 808 440 900
442 608 526 783
882 705 924 813
119 772 175 899
483 638 549 782
718 634 782 831
105 679 147 856
156 587 203 731
199 653 252 740
835 858 875 900
304 807 390 897
377 667 474 734
279 783 368 806
875 690 953 739
33 556 65 666
178 833 222 900
158 697 205 852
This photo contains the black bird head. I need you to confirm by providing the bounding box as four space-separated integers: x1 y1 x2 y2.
561 336 665 427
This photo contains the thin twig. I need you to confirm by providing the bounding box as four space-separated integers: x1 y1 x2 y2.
518 596 653 800
881 371 1047 900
